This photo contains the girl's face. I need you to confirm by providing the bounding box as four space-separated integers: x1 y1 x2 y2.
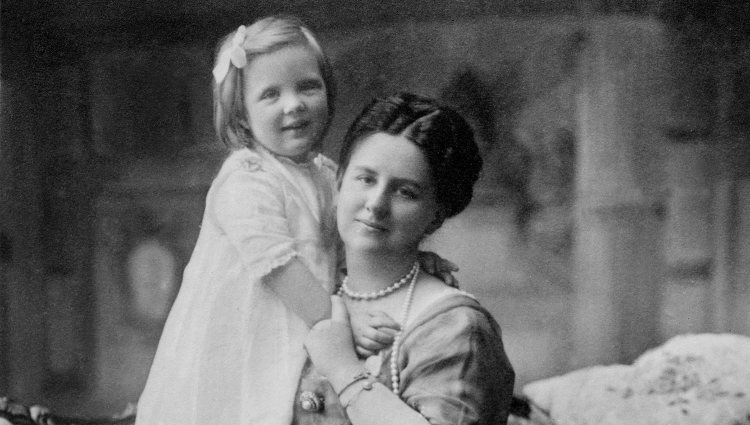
337 132 442 257
242 44 328 162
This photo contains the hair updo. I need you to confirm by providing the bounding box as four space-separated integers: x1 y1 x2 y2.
338 92 483 218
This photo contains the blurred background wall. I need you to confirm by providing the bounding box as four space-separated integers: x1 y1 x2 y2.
1 0 749 416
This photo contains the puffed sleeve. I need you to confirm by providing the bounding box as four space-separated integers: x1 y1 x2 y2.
399 302 515 425
212 167 298 281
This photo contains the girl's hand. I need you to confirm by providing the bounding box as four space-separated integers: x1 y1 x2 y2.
350 310 400 358
418 251 460 288
305 296 361 380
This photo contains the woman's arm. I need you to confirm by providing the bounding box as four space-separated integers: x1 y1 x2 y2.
305 297 432 425
337 381 432 425
307 295 515 425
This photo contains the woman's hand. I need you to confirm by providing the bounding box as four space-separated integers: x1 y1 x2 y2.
418 251 460 287
305 296 363 385
350 310 400 358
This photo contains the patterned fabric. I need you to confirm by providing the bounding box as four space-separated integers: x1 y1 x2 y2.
0 397 135 425
293 292 515 425
521 333 750 425
135 147 338 425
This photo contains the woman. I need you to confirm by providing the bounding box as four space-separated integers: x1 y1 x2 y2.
300 92 515 425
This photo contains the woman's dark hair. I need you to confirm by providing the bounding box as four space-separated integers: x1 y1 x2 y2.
338 92 483 218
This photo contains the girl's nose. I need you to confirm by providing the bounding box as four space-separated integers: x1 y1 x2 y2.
365 187 389 218
283 93 306 115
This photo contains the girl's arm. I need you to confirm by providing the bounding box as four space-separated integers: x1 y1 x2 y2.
263 259 331 327
213 166 332 327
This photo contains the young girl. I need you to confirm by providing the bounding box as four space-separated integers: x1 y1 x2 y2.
135 16 342 425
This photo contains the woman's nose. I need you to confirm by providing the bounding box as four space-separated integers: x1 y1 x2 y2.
282 93 306 115
365 187 389 218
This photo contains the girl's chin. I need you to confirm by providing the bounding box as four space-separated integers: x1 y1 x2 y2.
280 144 317 162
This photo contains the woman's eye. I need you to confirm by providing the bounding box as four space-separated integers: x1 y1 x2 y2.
355 175 374 185
398 187 418 199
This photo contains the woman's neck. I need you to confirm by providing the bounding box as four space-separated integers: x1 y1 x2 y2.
344 251 419 293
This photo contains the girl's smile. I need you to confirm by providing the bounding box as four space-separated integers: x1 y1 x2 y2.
281 119 309 131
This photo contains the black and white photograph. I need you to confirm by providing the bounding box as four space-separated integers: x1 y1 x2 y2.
1 1 750 424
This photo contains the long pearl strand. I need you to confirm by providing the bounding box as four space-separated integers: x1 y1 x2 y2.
339 262 418 300
389 265 419 394
337 263 420 395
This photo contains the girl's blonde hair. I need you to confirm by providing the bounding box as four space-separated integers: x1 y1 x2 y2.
213 16 336 150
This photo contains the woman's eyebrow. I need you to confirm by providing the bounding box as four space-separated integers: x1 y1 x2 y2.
397 178 427 190
349 165 376 174
349 162 430 186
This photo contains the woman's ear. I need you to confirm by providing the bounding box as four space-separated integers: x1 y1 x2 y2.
424 210 446 235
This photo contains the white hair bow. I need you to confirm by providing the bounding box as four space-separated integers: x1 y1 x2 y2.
212 25 248 83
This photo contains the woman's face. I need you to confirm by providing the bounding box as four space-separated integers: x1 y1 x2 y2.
337 132 442 257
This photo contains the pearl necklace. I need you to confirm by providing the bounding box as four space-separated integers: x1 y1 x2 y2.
339 262 418 300
337 263 420 395
389 265 419 394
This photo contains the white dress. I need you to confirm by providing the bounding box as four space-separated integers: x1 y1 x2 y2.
135 147 338 425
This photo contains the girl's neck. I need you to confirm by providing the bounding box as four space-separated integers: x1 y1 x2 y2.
253 142 315 165
344 251 419 293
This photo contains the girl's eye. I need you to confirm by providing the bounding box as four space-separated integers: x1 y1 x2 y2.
299 79 324 93
260 88 279 100
300 79 323 91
